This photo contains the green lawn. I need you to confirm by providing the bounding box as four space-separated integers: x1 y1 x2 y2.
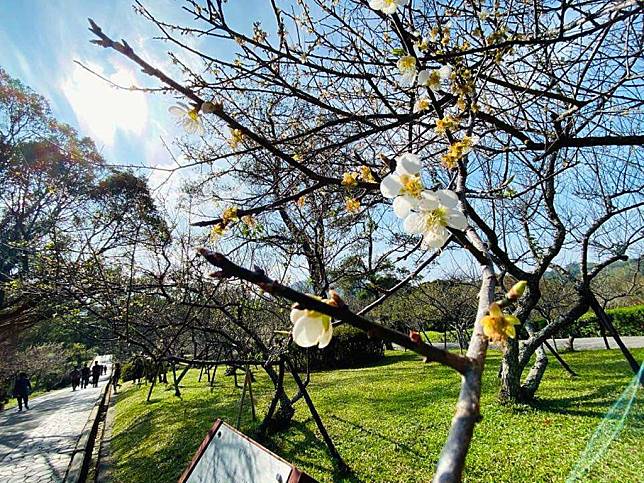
110 349 643 482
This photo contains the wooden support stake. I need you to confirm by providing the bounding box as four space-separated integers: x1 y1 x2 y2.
247 365 256 421
236 368 250 429
590 295 642 382
146 363 159 402
258 359 285 435
544 341 577 377
210 365 218 389
172 362 181 397
287 361 347 471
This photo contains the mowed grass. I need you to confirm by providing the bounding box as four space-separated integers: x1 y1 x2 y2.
110 349 643 482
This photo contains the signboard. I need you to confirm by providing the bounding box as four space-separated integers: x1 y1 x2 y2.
178 419 316 483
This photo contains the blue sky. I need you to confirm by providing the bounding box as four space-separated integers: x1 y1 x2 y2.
2 1 163 166
0 0 272 207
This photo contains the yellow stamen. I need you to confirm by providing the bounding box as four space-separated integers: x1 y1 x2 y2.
399 174 423 197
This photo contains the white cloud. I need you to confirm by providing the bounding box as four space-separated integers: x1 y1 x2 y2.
60 60 148 147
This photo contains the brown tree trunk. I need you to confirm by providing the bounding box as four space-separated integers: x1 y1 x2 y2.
520 344 548 400
498 338 521 404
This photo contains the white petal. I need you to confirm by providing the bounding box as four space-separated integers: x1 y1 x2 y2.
419 191 440 211
292 315 324 347
435 189 459 208
380 174 403 198
382 3 397 14
465 136 480 151
369 0 384 9
168 105 187 118
395 152 421 175
447 209 468 230
318 324 333 348
184 120 198 134
417 69 429 86
438 65 452 79
290 308 306 324
422 228 449 248
400 71 416 85
403 212 425 234
393 195 418 219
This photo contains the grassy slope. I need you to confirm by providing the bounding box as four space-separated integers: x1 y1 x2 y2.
110 349 643 482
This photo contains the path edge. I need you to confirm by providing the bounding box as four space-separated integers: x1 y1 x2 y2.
95 382 117 482
64 374 112 482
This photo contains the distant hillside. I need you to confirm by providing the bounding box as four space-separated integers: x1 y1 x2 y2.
544 256 643 280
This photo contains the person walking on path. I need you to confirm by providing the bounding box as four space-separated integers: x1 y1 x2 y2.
112 362 121 393
13 373 31 411
81 363 90 389
70 367 81 391
91 361 101 388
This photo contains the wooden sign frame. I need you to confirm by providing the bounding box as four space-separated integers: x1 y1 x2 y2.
178 419 316 483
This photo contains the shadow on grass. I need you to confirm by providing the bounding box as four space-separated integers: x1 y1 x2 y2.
527 373 641 419
329 414 425 463
262 418 364 482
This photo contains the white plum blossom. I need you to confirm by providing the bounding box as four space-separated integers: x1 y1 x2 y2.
380 152 425 219
397 56 417 86
369 0 409 15
413 97 431 113
418 65 452 91
403 189 468 248
290 304 333 348
169 102 205 135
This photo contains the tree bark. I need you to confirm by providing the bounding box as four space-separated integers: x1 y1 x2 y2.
433 255 494 482
498 338 521 404
520 344 548 400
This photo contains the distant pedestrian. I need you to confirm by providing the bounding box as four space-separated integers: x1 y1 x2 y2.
133 357 144 384
81 363 90 388
13 373 31 412
70 367 81 391
103 365 107 375
91 361 101 387
112 362 121 393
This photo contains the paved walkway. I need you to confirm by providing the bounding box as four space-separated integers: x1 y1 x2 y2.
549 336 644 351
400 336 644 351
0 364 111 483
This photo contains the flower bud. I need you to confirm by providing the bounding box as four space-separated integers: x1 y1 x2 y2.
409 331 421 344
328 290 344 308
200 101 220 114
506 280 527 301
